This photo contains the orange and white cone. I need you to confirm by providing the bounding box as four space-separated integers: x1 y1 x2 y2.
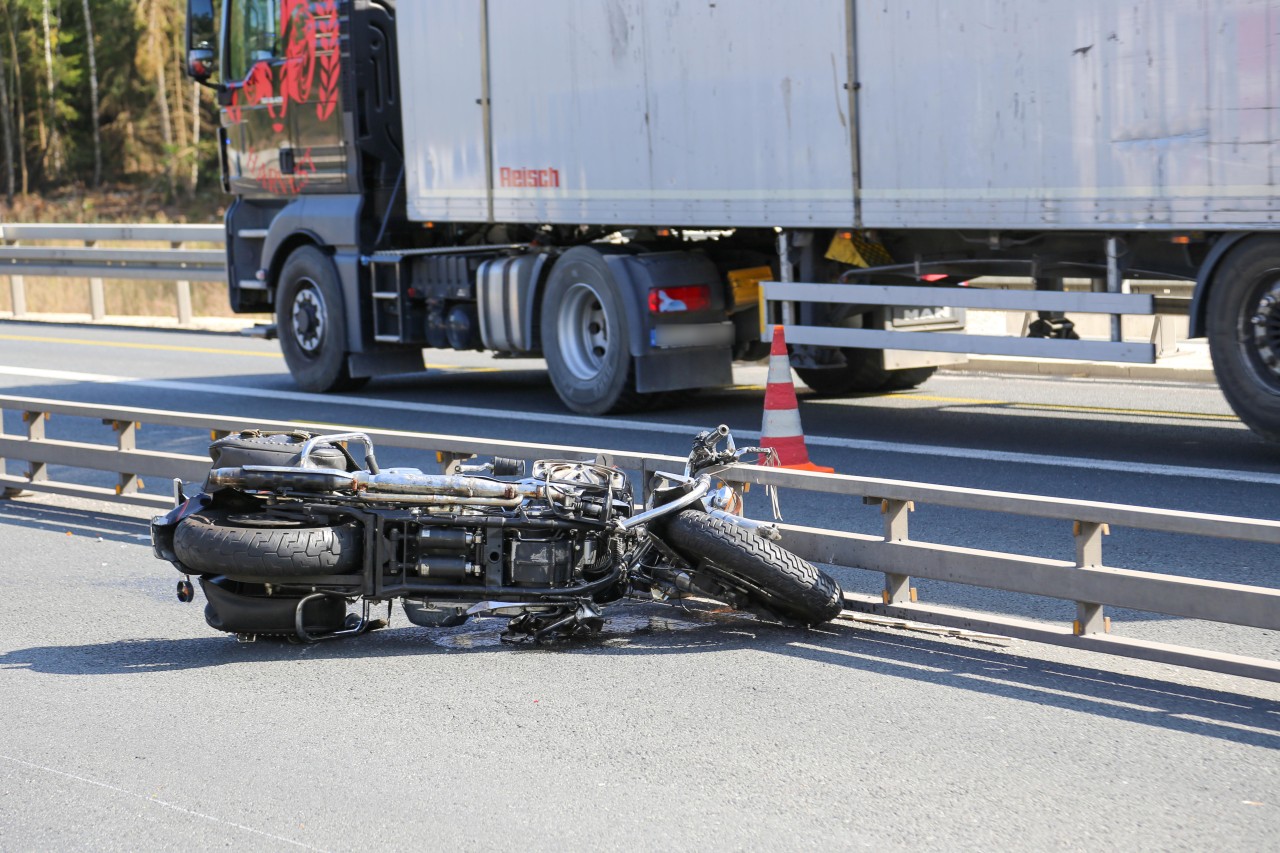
761 325 833 473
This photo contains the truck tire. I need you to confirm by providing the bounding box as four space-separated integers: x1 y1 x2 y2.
795 350 936 395
276 245 367 393
1207 238 1280 442
879 365 938 391
541 246 649 414
173 510 363 579
662 510 844 626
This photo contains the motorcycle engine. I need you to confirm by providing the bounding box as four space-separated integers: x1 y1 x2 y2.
403 461 628 589
412 525 603 588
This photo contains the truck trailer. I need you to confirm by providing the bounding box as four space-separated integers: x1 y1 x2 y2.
185 0 1280 440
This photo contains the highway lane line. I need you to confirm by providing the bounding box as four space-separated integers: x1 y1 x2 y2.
0 333 497 372
878 392 1241 423
0 754 328 852
0 332 283 358
1 364 1277 485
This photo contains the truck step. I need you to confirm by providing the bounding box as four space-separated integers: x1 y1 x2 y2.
239 324 278 341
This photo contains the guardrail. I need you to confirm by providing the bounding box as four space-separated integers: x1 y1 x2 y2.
1 394 1275 683
0 224 226 324
0 224 1195 330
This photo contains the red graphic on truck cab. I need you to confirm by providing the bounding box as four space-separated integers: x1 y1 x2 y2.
315 2 341 121
225 0 340 194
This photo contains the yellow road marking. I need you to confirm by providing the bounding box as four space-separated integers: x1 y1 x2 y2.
0 332 283 358
424 363 501 373
0 333 499 372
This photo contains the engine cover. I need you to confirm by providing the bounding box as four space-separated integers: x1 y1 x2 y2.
507 533 574 587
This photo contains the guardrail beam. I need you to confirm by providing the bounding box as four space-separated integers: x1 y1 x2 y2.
0 394 1276 682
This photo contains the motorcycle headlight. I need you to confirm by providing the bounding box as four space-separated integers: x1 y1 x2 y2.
708 483 743 516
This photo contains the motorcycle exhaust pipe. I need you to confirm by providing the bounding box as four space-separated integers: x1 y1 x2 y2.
353 471 534 499
207 466 541 502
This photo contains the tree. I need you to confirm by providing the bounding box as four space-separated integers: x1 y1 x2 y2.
80 0 100 186
39 0 63 178
0 13 14 201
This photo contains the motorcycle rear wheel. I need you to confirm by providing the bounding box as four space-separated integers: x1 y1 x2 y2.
173 511 362 579
662 510 844 625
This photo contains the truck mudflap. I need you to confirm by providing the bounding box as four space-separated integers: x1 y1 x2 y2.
636 345 735 394
604 251 735 394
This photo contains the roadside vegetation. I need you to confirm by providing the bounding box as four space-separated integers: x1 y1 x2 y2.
0 2 238 318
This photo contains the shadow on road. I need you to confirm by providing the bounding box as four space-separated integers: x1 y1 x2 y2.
0 499 152 545
3 603 1276 750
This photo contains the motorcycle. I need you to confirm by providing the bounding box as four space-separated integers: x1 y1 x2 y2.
151 425 844 643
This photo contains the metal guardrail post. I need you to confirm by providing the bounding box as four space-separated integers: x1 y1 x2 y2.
108 419 140 496
6 238 25 317
1073 520 1110 635
1151 315 1179 358
879 498 916 604
86 239 106 321
173 241 194 325
23 410 48 483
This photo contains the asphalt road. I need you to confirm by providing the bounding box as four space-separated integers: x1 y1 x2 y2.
1 321 1278 851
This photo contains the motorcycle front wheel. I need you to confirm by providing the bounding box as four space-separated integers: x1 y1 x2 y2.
662 510 844 626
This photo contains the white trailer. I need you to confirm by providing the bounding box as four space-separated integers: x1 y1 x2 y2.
186 0 1280 438
402 0 1276 231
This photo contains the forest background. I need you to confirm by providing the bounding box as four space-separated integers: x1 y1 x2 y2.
0 0 237 316
0 0 218 220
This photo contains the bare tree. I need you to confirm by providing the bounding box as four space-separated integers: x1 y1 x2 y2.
0 22 13 202
141 0 176 194
189 83 201 194
40 0 63 178
3 0 27 195
80 0 101 187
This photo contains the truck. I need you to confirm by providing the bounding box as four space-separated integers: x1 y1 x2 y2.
184 0 1280 441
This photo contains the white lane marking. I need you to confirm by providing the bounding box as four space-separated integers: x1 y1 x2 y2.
2 364 1278 486
1 754 328 852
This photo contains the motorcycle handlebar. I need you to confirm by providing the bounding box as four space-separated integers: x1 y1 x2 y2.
620 475 711 531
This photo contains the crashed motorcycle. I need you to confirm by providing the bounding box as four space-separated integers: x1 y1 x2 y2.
151 425 844 643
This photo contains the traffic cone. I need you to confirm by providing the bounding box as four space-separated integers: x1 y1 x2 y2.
761 325 833 473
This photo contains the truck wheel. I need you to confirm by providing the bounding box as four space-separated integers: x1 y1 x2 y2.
276 245 367 393
541 247 648 414
1207 239 1280 441
795 350 935 395
879 365 938 391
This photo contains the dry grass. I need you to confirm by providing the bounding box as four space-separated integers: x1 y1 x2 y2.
0 186 260 320
0 276 246 318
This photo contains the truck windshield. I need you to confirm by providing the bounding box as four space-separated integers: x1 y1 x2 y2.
227 0 280 81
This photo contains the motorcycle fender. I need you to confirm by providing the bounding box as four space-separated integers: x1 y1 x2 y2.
150 492 212 570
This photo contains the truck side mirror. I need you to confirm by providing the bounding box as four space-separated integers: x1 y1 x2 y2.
187 48 217 83
185 0 219 84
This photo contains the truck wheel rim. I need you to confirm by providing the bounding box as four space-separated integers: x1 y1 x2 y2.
1245 274 1280 392
558 282 610 380
291 279 326 356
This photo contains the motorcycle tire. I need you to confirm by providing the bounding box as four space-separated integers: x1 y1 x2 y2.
173 511 362 579
662 510 844 625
